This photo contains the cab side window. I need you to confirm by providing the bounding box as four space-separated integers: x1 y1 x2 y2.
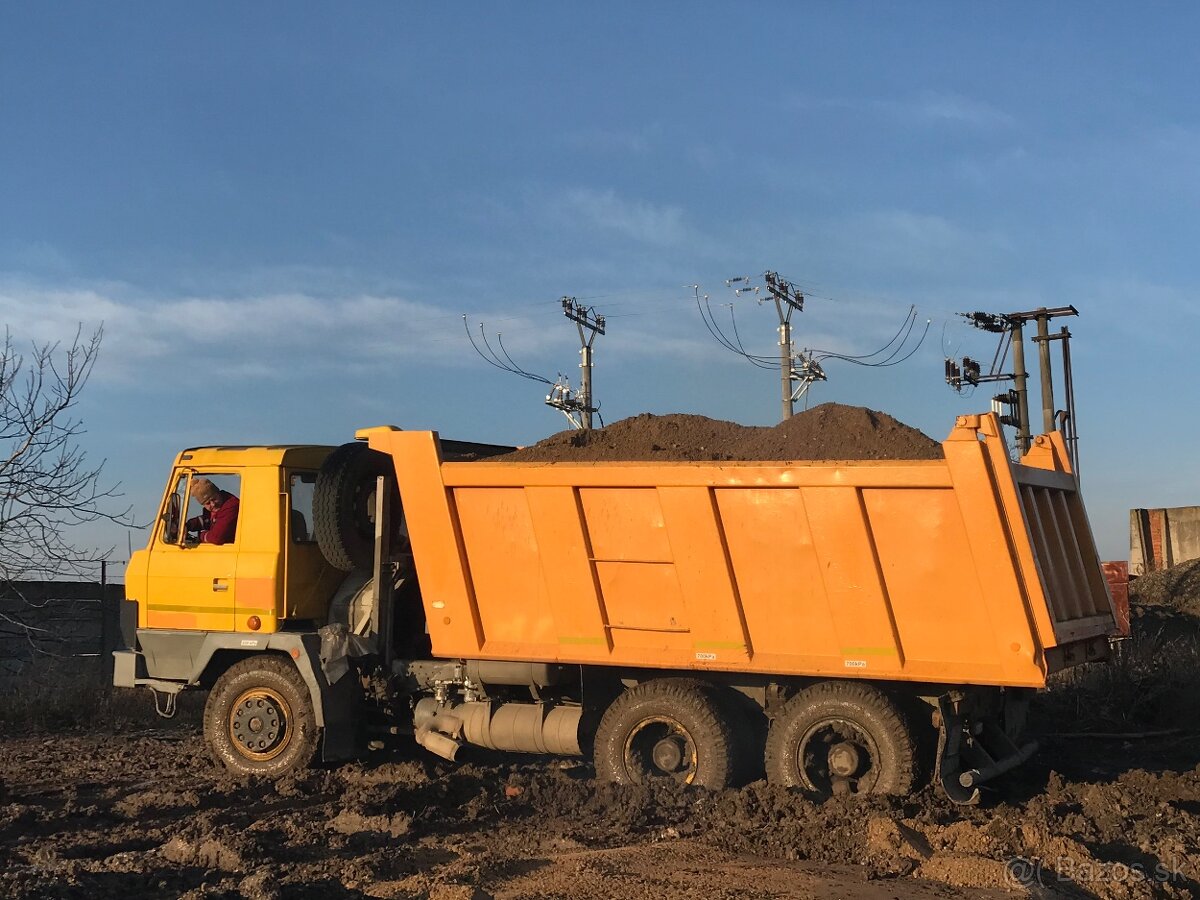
185 474 242 545
289 473 316 544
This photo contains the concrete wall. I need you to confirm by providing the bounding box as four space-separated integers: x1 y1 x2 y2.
1130 506 1200 575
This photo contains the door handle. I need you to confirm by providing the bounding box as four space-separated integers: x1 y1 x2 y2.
212 578 229 593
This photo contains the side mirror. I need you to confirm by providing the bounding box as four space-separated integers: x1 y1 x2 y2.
164 493 181 544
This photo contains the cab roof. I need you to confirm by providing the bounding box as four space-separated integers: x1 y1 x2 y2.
172 445 336 468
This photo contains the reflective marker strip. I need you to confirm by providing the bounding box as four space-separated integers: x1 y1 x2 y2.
146 604 276 615
840 646 898 656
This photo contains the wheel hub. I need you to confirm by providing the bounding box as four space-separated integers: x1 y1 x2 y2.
827 741 862 778
624 715 698 784
229 689 290 760
652 736 685 773
797 720 880 795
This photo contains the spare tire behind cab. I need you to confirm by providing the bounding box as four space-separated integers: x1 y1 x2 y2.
314 441 403 571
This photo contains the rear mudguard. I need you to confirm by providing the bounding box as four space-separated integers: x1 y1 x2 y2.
935 691 1037 805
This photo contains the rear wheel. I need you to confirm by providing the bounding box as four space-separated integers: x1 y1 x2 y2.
204 656 319 777
313 441 402 571
593 678 736 789
765 681 917 796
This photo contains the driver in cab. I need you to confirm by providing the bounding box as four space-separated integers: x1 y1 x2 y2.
185 478 240 545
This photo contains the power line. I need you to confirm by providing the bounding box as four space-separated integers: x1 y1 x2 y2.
691 271 931 421
462 316 553 385
809 306 931 368
689 285 776 370
463 297 607 431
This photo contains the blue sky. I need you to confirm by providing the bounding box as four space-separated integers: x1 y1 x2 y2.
3 3 1198 564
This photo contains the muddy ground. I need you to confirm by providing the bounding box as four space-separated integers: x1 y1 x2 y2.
1 712 1198 899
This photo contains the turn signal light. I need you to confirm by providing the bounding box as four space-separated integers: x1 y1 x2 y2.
247 616 261 631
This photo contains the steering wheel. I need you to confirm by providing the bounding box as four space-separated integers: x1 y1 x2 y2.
164 493 181 544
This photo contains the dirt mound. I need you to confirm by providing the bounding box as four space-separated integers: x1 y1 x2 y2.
498 403 943 463
1131 559 1200 617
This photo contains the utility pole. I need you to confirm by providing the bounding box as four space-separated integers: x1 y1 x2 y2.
560 296 605 430
951 305 1079 467
463 300 606 431
711 274 924 422
764 272 805 420
1010 318 1030 451
1016 306 1078 471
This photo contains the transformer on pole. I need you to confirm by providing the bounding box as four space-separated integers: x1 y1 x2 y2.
948 306 1080 475
558 296 605 430
463 297 606 432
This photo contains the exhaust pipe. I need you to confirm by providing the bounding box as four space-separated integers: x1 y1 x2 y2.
414 712 464 761
412 698 582 758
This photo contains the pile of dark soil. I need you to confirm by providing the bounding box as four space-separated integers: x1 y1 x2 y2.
498 403 943 463
1035 559 1200 736
1130 559 1200 617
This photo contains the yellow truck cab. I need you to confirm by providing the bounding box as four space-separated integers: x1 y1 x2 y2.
126 445 343 635
117 444 367 765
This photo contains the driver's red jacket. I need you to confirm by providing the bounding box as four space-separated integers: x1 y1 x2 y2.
186 493 240 545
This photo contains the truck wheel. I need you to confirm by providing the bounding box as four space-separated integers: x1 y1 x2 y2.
593 678 736 789
314 441 401 571
204 656 320 777
765 681 917 796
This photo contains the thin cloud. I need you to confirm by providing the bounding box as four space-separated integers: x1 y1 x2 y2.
911 91 1016 128
544 188 689 245
773 209 1015 286
0 239 73 274
560 126 655 155
790 91 1016 130
0 280 559 384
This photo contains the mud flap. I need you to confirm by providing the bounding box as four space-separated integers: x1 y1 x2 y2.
274 632 364 764
318 661 364 763
935 695 980 805
935 694 1038 805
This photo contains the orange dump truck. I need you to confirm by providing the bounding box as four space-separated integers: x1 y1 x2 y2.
114 413 1114 803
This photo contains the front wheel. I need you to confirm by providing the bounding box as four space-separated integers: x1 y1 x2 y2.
203 656 320 777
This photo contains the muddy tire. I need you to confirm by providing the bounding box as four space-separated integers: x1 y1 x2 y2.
313 441 400 572
765 681 917 796
593 678 736 789
204 656 320 778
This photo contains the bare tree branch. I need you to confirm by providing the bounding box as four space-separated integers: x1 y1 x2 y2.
0 325 130 665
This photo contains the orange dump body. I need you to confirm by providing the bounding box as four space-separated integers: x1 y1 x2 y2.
362 414 1114 689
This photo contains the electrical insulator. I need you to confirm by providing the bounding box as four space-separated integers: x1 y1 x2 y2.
991 390 1019 428
945 359 961 385
963 357 981 385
